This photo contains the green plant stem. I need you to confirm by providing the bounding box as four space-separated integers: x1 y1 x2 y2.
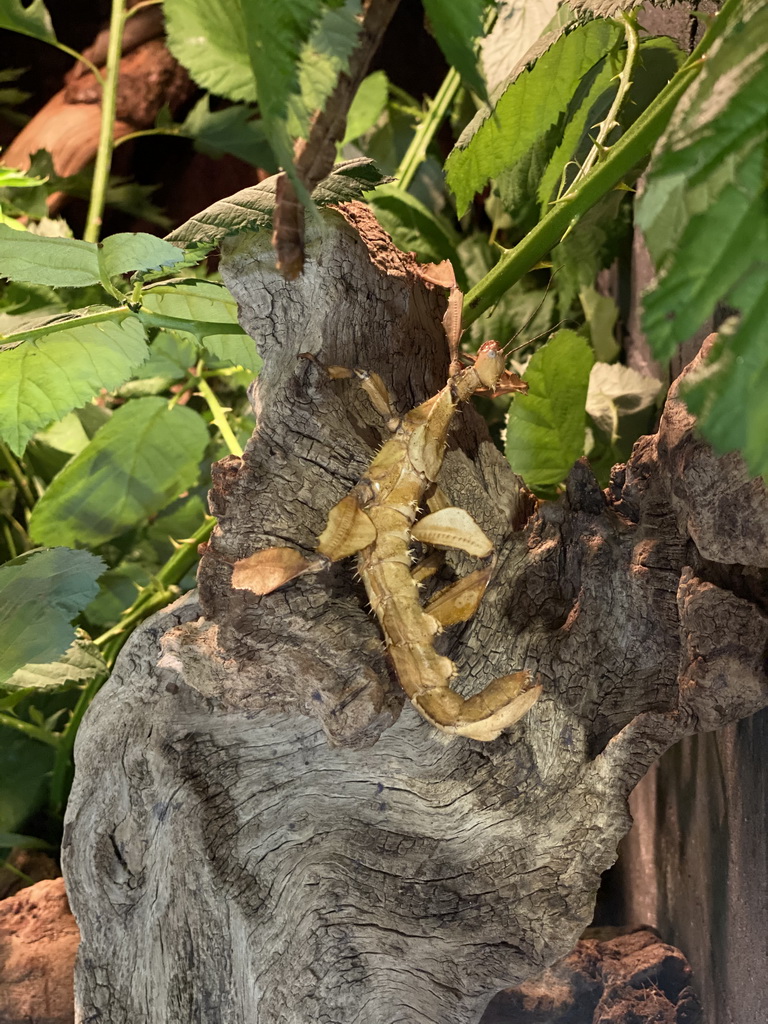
195 374 244 457
113 127 184 149
396 67 461 191
54 42 103 84
0 861 35 884
48 669 106 814
0 713 59 747
0 304 245 343
0 441 35 510
125 0 164 16
83 0 127 243
463 61 700 326
94 515 216 664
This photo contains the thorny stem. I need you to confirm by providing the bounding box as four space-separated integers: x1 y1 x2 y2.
194 371 245 457
93 514 216 664
0 714 59 747
463 0 743 327
83 0 127 243
0 304 244 343
560 11 640 198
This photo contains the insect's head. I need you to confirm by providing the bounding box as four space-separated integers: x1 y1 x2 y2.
474 340 506 389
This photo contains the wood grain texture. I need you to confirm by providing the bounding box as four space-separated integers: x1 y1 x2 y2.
63 207 768 1023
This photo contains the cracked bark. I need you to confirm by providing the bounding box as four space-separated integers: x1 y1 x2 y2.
62 206 768 1024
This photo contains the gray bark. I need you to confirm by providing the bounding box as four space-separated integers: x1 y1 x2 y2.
63 207 768 1024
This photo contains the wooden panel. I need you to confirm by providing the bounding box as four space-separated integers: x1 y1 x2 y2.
621 710 768 1023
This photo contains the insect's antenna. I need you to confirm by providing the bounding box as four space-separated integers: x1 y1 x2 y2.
500 268 562 358
504 318 574 356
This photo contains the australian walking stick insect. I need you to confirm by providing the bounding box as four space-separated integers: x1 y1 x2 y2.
232 261 542 741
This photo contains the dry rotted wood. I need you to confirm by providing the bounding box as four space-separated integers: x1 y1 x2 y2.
63 207 768 1023
481 926 701 1024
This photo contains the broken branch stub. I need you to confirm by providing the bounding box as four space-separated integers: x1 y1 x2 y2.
63 206 768 1024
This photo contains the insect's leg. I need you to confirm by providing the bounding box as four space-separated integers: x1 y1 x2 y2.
422 567 491 627
316 494 376 562
410 507 493 558
414 672 542 743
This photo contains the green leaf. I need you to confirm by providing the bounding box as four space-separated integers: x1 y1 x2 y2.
683 300 768 478
98 232 189 279
0 831 54 850
481 0 563 98
288 0 363 138
0 166 47 189
180 96 276 169
342 70 388 145
0 0 56 44
0 314 148 454
579 285 619 363
0 730 54 834
422 0 487 100
139 279 260 371
240 0 328 176
505 329 594 488
552 188 630 312
3 634 108 694
201 333 262 374
445 20 622 215
29 397 210 547
364 183 461 268
164 0 255 103
0 224 100 287
0 548 105 681
636 0 768 478
166 159 390 246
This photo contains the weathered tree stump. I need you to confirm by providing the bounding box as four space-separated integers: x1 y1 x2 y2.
62 207 768 1024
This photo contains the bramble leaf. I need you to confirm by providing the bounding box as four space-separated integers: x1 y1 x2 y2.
0 314 148 454
29 397 210 547
342 70 388 145
288 0 363 138
638 0 768 475
166 159 390 246
0 548 105 682
445 20 621 215
164 0 255 103
0 224 101 287
481 0 562 99
98 232 189 279
0 0 56 44
240 0 327 178
139 279 260 372
180 97 276 169
586 362 661 442
505 329 594 488
3 634 108 693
